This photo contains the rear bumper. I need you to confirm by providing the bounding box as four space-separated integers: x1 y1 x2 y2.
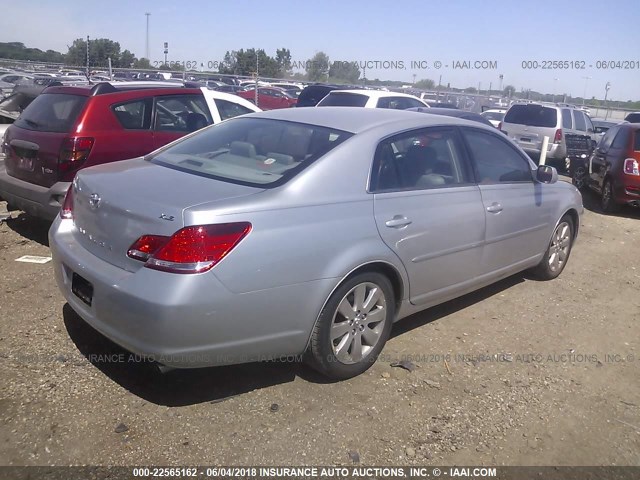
0 165 68 220
614 179 640 206
519 142 565 161
49 217 333 368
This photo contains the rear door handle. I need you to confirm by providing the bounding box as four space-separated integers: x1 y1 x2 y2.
385 216 412 228
486 202 503 213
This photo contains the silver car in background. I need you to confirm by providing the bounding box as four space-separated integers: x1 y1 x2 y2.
500 103 596 162
49 108 583 379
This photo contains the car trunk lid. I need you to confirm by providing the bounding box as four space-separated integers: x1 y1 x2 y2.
70 159 263 272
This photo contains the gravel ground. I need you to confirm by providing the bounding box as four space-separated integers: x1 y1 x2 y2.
0 183 638 467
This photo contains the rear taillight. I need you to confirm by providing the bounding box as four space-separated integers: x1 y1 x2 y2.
60 185 74 219
127 222 252 274
553 129 562 144
59 137 94 172
127 235 170 261
623 158 640 176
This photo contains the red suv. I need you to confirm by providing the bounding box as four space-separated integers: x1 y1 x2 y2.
586 122 640 212
0 82 258 219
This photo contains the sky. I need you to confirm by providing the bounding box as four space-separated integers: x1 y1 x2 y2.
1 0 639 101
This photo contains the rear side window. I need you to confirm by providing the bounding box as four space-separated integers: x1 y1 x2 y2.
112 99 151 130
612 128 629 149
634 131 640 151
625 113 640 123
462 128 533 184
573 111 586 131
154 95 212 132
600 126 619 150
317 93 368 107
13 93 87 133
562 109 573 129
215 99 254 121
504 105 557 128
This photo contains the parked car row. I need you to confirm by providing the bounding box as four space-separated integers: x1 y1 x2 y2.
0 82 260 218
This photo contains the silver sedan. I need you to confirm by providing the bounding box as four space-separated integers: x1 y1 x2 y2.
49 107 583 379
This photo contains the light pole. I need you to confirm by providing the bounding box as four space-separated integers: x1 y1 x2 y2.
553 77 558 103
498 74 503 94
604 82 611 120
581 76 591 106
145 13 151 60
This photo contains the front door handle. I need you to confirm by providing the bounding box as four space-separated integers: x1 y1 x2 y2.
486 202 503 213
385 216 412 228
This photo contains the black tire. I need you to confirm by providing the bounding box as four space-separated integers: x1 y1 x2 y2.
305 272 395 380
570 160 588 191
601 178 621 213
530 215 574 280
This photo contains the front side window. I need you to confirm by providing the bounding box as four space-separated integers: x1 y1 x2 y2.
371 127 472 192
149 117 352 187
154 95 212 132
462 128 533 184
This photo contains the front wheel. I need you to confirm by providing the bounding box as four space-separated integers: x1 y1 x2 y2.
305 272 395 380
530 215 574 280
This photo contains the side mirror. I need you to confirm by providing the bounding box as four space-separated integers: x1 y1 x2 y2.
536 165 558 184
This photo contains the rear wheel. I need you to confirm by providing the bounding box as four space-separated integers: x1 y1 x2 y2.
305 272 394 380
601 178 621 213
530 215 574 280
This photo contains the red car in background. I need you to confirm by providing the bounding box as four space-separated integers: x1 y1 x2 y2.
236 87 297 110
585 122 640 212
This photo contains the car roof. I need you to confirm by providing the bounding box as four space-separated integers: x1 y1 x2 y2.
327 89 421 99
407 107 494 127
41 82 201 97
246 106 489 134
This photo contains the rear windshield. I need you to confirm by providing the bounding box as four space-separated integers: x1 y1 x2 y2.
149 117 353 187
297 87 333 107
317 92 369 107
13 93 87 133
504 105 557 128
481 111 504 121
626 113 640 123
